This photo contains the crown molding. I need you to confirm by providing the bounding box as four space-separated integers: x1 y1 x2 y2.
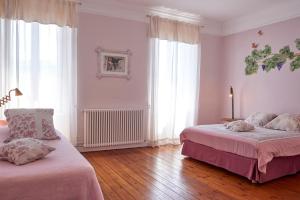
79 0 223 36
79 0 146 23
79 0 300 37
222 0 300 36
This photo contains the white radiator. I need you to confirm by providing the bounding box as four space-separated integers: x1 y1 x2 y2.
83 108 147 148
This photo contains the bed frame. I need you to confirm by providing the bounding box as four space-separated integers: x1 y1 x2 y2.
182 140 300 183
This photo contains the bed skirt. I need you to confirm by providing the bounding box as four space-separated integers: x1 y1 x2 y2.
182 140 300 183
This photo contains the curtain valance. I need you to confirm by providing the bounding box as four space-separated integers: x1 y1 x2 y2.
149 16 200 44
0 0 78 28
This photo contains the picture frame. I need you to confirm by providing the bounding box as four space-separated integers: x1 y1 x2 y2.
95 47 132 80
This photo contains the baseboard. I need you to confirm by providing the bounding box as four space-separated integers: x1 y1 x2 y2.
76 142 149 152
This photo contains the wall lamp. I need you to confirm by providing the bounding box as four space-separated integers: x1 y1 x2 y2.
0 88 23 107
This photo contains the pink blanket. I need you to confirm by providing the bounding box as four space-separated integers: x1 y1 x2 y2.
0 126 104 200
180 124 300 173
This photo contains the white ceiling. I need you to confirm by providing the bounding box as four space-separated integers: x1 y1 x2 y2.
114 0 283 22
80 0 300 35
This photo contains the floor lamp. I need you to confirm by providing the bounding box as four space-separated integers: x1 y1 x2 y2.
229 86 234 120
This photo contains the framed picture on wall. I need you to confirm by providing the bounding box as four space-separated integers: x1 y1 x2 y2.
95 47 132 79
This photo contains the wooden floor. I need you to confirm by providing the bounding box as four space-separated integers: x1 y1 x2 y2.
83 145 300 200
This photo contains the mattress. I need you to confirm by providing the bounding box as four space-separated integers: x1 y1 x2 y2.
0 126 104 200
180 124 300 173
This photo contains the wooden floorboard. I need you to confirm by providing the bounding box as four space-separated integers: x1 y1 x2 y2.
83 145 300 200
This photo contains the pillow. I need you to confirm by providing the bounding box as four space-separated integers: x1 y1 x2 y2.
0 138 55 165
4 108 60 143
245 112 277 127
264 113 300 132
225 120 255 132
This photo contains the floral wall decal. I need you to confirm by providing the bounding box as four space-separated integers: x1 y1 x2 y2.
245 39 300 75
252 43 259 49
296 38 300 50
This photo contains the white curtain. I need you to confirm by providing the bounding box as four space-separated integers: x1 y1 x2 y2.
0 19 77 145
149 38 200 145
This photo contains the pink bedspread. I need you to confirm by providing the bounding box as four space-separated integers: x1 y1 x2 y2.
0 126 104 200
180 124 300 173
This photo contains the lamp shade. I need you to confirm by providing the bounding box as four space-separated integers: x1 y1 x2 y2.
14 88 23 96
229 86 233 97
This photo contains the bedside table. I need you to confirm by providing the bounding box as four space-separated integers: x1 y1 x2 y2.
221 118 244 123
0 120 8 126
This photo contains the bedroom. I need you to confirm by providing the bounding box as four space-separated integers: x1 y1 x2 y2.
0 0 300 199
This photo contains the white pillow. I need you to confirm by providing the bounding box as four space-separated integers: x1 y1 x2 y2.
225 120 255 132
0 138 55 165
264 114 300 132
245 112 277 127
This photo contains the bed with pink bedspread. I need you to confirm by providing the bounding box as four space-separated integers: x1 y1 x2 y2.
180 124 300 183
0 126 104 200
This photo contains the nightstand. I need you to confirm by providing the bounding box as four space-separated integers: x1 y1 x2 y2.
221 118 244 123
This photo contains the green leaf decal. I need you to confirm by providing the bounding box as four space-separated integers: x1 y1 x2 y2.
295 39 300 50
245 55 259 75
290 56 300 71
279 46 294 59
245 41 300 75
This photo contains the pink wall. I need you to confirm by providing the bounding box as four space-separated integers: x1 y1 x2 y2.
77 13 149 144
198 34 222 124
221 17 300 119
77 12 222 144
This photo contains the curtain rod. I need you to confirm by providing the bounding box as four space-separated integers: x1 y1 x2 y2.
146 15 205 28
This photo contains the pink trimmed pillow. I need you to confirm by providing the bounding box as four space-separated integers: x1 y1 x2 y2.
0 138 55 165
245 112 277 127
4 109 60 143
264 113 300 132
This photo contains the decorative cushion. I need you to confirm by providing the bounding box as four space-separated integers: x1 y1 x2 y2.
225 120 255 132
245 112 277 127
264 114 300 132
4 109 60 143
0 138 55 165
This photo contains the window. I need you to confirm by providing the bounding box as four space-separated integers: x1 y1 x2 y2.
0 19 77 144
149 38 200 145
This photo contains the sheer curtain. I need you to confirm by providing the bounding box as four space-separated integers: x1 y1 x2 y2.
149 38 200 145
0 19 77 144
